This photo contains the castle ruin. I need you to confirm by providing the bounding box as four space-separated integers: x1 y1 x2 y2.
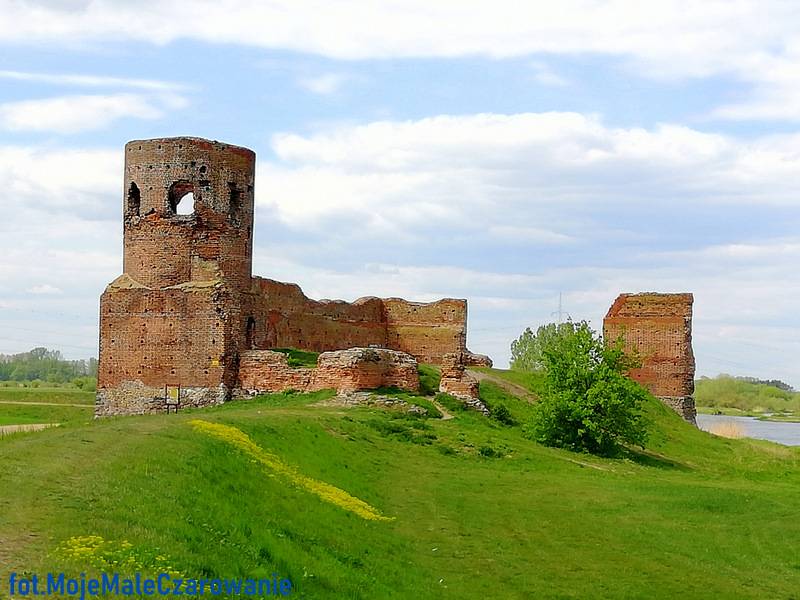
96 137 489 416
603 293 697 423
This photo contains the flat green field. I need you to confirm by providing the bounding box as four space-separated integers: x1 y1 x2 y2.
0 387 95 405
1 374 799 598
0 388 94 426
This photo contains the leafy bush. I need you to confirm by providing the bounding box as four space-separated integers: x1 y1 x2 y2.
490 404 518 426
525 320 649 456
71 376 97 391
478 445 501 458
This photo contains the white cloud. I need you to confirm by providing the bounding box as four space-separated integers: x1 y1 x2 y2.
297 73 349 95
530 61 568 87
0 145 120 211
0 93 185 133
5 1 800 118
258 112 800 238
487 225 573 244
0 70 188 91
26 284 63 295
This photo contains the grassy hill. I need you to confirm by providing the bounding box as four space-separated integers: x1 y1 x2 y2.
2 373 800 598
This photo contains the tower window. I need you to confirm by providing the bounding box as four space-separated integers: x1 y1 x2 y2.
176 192 194 215
246 316 256 349
127 182 141 216
229 182 241 218
168 181 195 215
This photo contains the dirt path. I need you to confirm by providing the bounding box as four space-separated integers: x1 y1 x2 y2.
431 399 455 420
0 423 58 436
0 400 92 408
467 370 538 403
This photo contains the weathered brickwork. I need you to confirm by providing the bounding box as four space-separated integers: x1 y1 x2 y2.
242 278 477 364
603 293 696 423
97 137 488 415
237 348 419 395
438 353 489 415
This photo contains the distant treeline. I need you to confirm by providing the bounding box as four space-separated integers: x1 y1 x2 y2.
695 374 799 413
0 347 97 388
727 376 794 393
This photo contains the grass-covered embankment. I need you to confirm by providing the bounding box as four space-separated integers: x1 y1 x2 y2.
1 372 800 598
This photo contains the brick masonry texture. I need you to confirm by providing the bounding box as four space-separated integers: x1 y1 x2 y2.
97 137 488 415
603 293 697 423
237 348 420 395
438 353 489 415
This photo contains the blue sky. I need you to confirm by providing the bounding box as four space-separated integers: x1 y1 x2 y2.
2 1 800 384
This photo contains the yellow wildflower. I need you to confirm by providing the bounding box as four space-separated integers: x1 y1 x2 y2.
189 419 393 522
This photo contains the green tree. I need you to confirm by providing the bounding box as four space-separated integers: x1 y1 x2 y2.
524 320 649 456
510 322 576 371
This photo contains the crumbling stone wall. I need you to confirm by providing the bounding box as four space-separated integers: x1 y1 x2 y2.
237 348 419 394
97 137 489 416
242 278 474 364
383 298 469 364
438 353 489 415
603 293 696 423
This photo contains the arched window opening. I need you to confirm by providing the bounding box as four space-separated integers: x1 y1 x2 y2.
228 182 241 218
168 181 195 216
246 317 256 349
127 182 141 216
176 192 194 215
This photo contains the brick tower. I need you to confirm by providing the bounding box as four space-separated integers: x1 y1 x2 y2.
603 292 696 423
96 137 256 415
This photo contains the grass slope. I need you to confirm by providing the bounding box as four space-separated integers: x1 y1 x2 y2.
1 379 800 598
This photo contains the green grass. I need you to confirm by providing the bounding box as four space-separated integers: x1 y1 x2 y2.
271 348 320 368
2 384 800 598
0 403 94 426
417 364 441 396
0 387 95 425
0 387 95 405
472 366 546 394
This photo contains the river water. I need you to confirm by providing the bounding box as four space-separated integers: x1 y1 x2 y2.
696 414 800 446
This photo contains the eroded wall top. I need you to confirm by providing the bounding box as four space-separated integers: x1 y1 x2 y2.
123 137 255 290
603 292 695 399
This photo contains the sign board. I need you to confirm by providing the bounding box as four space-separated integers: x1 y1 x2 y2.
165 385 180 406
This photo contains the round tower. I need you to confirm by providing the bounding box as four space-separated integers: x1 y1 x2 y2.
122 137 255 290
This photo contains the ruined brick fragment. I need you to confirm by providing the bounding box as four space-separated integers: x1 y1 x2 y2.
603 293 696 424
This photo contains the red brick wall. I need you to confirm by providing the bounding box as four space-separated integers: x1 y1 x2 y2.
603 292 695 404
98 284 238 390
123 137 255 291
384 298 467 364
244 278 387 352
237 348 419 394
242 278 469 364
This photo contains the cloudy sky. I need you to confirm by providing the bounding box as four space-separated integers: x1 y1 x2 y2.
2 1 800 384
